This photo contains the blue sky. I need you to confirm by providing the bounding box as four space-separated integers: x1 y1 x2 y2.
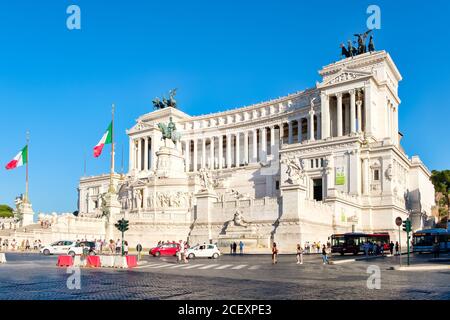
0 0 449 212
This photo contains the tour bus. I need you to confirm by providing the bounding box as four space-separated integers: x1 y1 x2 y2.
412 228 450 253
330 232 390 255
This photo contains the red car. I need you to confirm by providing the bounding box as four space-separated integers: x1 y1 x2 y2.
149 243 180 257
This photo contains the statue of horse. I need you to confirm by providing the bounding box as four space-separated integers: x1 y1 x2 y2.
158 122 181 146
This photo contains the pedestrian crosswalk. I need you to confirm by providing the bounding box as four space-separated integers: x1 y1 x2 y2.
134 262 261 272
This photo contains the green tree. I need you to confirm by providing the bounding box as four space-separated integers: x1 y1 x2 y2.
0 204 14 218
431 170 450 194
431 170 450 220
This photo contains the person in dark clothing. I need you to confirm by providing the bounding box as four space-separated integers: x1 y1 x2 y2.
232 242 237 255
389 241 394 255
432 242 440 258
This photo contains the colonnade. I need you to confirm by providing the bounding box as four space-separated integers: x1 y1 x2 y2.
321 89 365 139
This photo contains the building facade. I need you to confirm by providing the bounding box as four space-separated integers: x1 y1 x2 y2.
74 50 435 251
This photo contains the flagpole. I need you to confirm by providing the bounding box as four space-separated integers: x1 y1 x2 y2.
25 131 30 204
109 104 115 193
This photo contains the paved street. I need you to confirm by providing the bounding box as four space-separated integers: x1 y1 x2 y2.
0 252 449 300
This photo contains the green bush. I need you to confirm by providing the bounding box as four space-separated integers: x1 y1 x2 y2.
0 204 14 218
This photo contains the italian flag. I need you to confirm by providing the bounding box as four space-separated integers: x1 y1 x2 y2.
5 146 28 170
94 122 112 158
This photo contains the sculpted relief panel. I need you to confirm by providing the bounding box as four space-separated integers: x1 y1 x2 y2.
149 192 193 209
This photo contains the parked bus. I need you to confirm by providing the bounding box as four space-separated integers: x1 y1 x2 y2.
330 232 390 255
412 228 449 253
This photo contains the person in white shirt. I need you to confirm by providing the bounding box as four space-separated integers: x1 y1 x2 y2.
179 240 188 264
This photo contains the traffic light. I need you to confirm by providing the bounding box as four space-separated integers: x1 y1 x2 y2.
402 219 411 233
115 218 129 233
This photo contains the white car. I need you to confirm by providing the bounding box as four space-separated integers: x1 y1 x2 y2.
67 241 97 257
41 240 75 255
186 244 221 259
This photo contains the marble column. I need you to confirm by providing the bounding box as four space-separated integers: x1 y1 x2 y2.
137 139 142 171
364 84 372 136
261 127 267 162
185 140 190 172
309 111 315 141
193 139 198 172
320 93 330 139
218 135 224 169
226 134 232 168
202 138 206 168
144 137 149 171
288 121 293 144
244 131 249 165
316 114 321 140
357 101 363 133
350 89 356 134
297 119 302 143
336 93 343 137
235 133 240 167
209 137 215 169
270 126 276 156
252 129 258 163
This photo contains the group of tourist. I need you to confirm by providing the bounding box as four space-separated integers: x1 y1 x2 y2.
303 241 331 254
0 238 42 252
229 241 245 255
271 242 333 265
40 220 52 229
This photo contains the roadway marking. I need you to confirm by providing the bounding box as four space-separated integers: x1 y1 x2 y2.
147 263 172 269
198 264 220 270
166 264 190 269
133 263 160 269
249 265 261 270
181 264 205 269
215 264 234 270
231 265 248 270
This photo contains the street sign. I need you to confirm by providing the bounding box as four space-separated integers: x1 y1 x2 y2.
395 217 402 226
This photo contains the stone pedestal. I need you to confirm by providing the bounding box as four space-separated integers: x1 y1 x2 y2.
217 223 263 250
18 202 35 227
273 183 307 249
189 190 218 245
156 146 186 178
104 192 121 241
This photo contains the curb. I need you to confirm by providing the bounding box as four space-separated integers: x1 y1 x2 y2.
390 265 450 271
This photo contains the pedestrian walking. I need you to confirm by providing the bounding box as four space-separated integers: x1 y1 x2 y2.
115 239 121 254
389 241 394 255
364 241 369 257
230 243 233 255
296 244 303 264
136 243 143 261
272 242 278 264
25 239 30 251
123 241 129 256
232 242 237 256
239 241 244 255
179 240 188 264
322 245 329 264
395 241 400 256
432 241 440 258
109 239 115 254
